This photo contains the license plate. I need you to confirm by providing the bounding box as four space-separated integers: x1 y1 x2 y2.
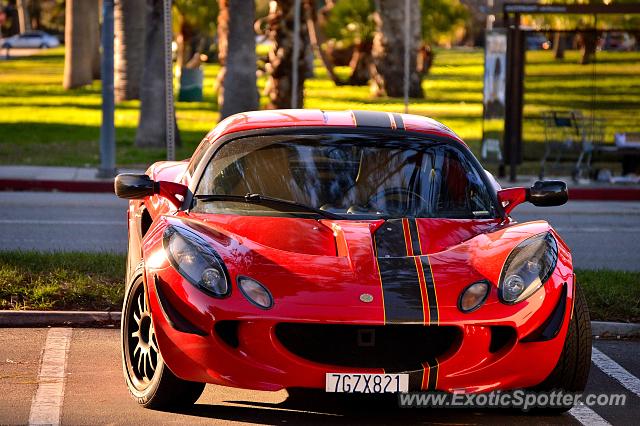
325 373 408 393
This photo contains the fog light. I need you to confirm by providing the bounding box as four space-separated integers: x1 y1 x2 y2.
459 281 490 313
238 276 273 309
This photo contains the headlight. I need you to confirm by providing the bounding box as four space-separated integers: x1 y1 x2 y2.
238 276 273 309
458 281 490 313
163 226 229 297
499 232 558 304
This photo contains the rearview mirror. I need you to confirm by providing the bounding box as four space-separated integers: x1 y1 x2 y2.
498 180 568 214
114 173 188 208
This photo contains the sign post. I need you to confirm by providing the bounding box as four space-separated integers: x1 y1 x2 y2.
163 0 175 161
97 0 116 178
291 0 302 109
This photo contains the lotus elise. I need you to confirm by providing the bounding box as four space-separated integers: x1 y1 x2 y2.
115 110 590 410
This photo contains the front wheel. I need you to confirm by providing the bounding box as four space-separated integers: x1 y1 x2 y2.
532 281 592 413
121 276 205 409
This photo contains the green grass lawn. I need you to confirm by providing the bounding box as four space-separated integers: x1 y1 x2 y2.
0 47 638 168
0 251 638 322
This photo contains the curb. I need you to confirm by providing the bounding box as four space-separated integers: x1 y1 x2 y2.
0 179 113 193
0 310 121 327
591 321 640 339
0 311 638 337
569 187 640 201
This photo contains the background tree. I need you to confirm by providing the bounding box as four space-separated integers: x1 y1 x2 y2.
63 0 99 89
114 0 146 101
371 0 422 98
136 0 180 148
419 0 467 48
218 0 258 120
16 0 30 33
321 0 376 85
172 0 218 74
265 0 310 109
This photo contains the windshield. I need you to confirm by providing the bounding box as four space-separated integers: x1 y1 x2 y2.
193 132 497 219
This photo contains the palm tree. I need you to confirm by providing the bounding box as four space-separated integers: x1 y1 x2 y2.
265 0 310 109
63 0 99 89
371 0 422 98
114 0 146 101
16 0 30 33
135 0 180 148
217 0 258 120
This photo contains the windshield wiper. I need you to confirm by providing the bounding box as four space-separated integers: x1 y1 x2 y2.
195 193 343 220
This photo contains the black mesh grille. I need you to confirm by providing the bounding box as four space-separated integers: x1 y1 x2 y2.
275 323 461 370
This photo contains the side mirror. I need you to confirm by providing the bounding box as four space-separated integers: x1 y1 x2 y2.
114 173 188 208
528 180 568 207
498 180 568 214
114 174 155 199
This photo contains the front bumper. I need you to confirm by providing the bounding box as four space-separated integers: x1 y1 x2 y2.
146 270 574 393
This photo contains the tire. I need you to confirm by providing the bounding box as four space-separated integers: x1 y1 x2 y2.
39 43 49 49
121 276 205 409
532 282 592 413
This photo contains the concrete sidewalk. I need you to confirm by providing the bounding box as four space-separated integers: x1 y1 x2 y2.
1 165 640 200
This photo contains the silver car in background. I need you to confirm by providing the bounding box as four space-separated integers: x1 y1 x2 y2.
1 31 60 49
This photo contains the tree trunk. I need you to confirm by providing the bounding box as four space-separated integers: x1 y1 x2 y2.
578 31 597 65
16 0 31 33
90 0 101 80
553 32 565 60
114 0 146 101
305 0 344 86
371 0 423 98
63 0 96 89
135 0 180 148
265 0 310 109
218 0 258 120
347 40 372 85
28 0 41 30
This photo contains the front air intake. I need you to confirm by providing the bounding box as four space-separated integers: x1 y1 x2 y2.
275 323 461 370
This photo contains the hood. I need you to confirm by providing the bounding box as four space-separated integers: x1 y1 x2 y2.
159 213 556 325
186 213 502 258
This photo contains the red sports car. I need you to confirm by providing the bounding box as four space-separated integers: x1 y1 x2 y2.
115 110 590 410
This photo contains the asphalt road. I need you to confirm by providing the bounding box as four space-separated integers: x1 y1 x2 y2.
0 191 639 270
0 328 638 425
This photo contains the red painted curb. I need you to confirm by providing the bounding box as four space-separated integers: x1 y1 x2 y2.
0 179 114 193
570 187 640 201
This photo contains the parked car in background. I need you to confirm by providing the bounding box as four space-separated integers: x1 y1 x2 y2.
600 32 636 52
1 31 60 49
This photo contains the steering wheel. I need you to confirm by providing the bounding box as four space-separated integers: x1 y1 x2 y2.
366 187 428 212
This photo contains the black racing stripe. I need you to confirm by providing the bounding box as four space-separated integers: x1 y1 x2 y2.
352 110 392 128
408 370 423 391
392 113 405 130
378 257 424 323
374 219 408 258
407 218 422 256
424 358 439 390
419 256 439 324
